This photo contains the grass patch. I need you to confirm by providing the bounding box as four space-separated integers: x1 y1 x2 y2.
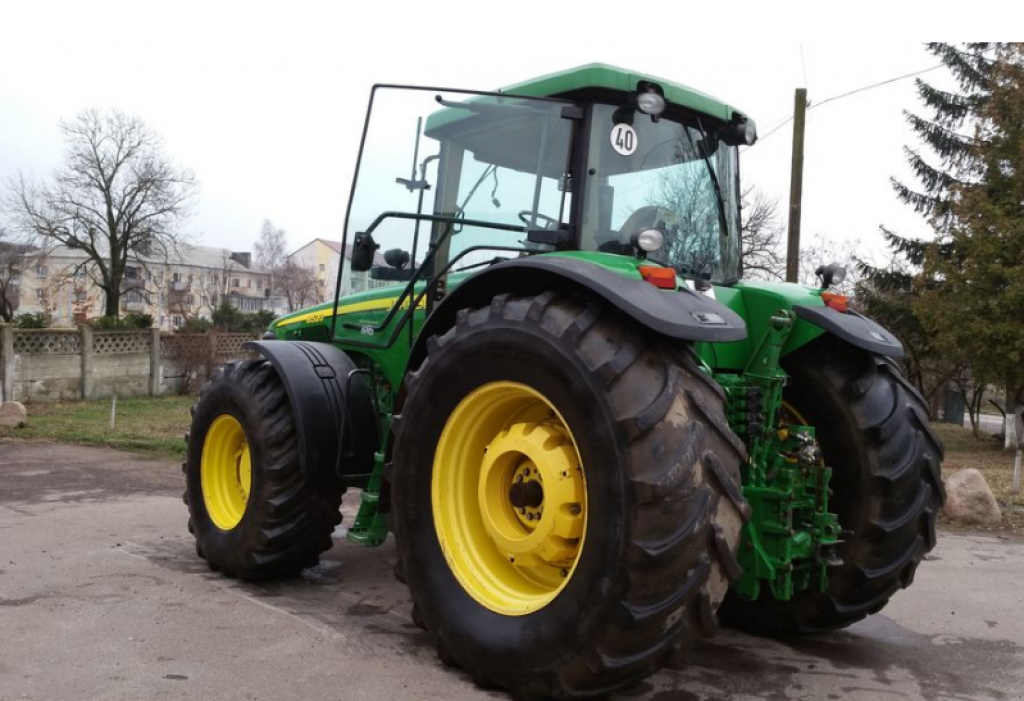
934 422 1024 533
3 397 1021 532
0 395 193 459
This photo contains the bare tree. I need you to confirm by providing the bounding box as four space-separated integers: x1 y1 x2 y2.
276 259 319 312
740 186 785 280
0 227 28 322
4 109 197 317
254 220 286 269
798 232 862 295
193 250 237 318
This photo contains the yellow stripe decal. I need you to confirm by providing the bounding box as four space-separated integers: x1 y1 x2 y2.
276 295 425 328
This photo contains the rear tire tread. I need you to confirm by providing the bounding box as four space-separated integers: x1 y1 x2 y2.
393 293 748 699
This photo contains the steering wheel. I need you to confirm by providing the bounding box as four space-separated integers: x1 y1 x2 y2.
518 210 560 229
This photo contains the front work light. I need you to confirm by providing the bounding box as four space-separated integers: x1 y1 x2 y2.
636 89 666 116
633 227 665 253
816 262 847 290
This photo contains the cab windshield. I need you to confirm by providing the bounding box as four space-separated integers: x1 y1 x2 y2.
580 105 741 284
339 87 575 299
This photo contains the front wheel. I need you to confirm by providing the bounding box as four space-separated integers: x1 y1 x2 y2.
184 359 342 580
719 339 944 636
391 293 748 699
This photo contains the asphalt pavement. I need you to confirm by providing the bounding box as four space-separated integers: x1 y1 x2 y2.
1 440 1023 701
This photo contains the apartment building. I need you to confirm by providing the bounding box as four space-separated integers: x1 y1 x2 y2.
13 244 276 330
288 238 388 300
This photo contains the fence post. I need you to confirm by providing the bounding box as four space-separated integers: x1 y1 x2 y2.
81 325 94 400
150 328 162 396
209 331 218 377
1 325 13 402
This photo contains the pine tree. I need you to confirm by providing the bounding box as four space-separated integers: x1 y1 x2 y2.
914 44 1024 433
892 43 1001 220
858 44 1003 415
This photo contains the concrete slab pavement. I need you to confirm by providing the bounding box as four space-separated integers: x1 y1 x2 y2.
1 439 1022 701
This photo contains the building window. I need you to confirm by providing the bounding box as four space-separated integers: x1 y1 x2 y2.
172 316 182 328
232 278 240 288
172 272 182 283
125 266 138 280
75 289 87 302
319 263 326 273
36 288 45 301
246 279 252 288
74 267 86 280
35 265 47 278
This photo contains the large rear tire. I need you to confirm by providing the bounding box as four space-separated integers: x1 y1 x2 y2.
391 293 748 699
184 359 342 580
719 338 944 636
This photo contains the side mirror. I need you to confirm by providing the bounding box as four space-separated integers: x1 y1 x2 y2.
351 232 379 272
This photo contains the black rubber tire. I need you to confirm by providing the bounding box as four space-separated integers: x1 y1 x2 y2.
184 358 343 580
719 338 945 636
390 293 749 699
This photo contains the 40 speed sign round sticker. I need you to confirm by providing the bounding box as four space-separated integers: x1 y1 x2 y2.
610 124 637 156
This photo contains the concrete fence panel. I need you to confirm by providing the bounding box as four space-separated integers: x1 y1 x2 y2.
0 324 260 402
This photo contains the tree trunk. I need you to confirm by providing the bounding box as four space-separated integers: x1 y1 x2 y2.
1006 384 1024 451
104 285 119 317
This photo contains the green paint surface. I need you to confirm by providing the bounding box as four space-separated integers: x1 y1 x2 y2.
424 63 754 134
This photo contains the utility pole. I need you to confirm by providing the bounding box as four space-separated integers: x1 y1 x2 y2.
786 88 808 283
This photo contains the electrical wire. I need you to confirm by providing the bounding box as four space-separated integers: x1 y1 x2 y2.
743 63 945 150
812 63 943 109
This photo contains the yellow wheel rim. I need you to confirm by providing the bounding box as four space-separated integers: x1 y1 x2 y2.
201 414 252 530
781 401 811 427
432 381 587 616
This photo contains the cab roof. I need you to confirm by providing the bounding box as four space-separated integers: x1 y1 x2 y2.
422 63 752 138
500 63 749 124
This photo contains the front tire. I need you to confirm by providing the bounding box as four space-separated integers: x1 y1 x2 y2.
391 293 748 699
720 338 944 636
184 359 342 580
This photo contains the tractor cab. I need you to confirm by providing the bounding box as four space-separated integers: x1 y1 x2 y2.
271 65 757 375
341 66 752 299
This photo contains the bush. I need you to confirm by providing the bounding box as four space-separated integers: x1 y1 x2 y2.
177 317 213 334
211 301 275 333
14 312 52 329
89 313 153 330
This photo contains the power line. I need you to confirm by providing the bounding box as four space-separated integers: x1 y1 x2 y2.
744 63 944 150
812 63 943 109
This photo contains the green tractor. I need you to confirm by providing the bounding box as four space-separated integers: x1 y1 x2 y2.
183 65 943 698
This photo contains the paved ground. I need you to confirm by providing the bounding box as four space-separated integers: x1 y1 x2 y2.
2 440 1023 701
965 413 1004 435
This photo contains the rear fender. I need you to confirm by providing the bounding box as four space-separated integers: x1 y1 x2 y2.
408 256 747 372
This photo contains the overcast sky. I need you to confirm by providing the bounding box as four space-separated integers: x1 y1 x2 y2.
0 1 1007 264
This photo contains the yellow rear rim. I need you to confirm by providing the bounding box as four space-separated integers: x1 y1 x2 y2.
781 401 810 427
432 381 587 616
201 414 252 530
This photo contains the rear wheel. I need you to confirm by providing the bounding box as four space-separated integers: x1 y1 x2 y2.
719 339 944 636
184 359 342 580
391 293 748 699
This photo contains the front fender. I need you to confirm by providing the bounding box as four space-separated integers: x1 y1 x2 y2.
409 256 747 371
243 340 379 485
